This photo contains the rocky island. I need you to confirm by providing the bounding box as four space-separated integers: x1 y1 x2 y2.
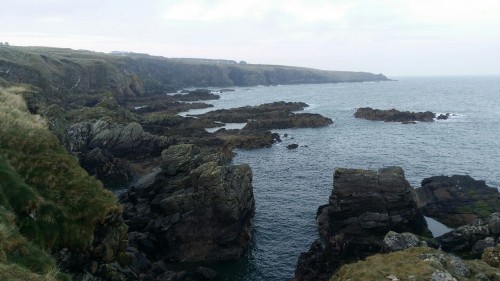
354 107 436 123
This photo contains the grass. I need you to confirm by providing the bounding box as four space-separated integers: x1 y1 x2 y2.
330 247 499 281
0 86 123 279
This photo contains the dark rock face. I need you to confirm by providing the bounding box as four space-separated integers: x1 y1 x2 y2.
68 119 173 185
120 144 255 263
416 175 500 228
354 107 435 122
438 213 500 259
294 167 429 281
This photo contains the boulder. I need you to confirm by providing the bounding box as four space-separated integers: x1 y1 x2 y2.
382 231 428 252
416 175 499 227
120 144 255 262
287 143 299 150
294 167 430 281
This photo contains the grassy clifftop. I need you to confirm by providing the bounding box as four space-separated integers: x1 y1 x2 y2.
0 46 387 107
0 86 122 279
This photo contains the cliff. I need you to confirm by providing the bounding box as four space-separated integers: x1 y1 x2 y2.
294 167 430 281
0 45 388 108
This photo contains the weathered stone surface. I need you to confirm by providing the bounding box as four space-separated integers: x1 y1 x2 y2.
294 167 430 281
67 119 173 185
382 231 428 252
438 213 500 258
120 144 254 263
416 175 500 228
354 107 435 122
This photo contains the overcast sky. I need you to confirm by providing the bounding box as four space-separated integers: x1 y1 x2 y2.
1 0 500 76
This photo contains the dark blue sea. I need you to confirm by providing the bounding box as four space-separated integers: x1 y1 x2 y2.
184 76 500 281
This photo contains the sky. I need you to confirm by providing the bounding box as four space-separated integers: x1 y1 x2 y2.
1 0 500 76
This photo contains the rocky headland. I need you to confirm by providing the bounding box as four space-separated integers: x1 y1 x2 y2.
354 107 436 123
294 167 431 281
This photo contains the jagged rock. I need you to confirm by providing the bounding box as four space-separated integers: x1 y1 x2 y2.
354 107 435 122
120 144 254 263
294 167 430 281
438 213 500 258
416 175 499 228
67 119 173 184
382 231 428 252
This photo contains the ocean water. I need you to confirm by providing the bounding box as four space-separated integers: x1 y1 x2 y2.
184 76 500 281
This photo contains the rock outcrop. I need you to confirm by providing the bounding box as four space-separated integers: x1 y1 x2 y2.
416 175 500 227
437 213 500 259
199 101 333 130
354 107 435 123
68 119 173 185
120 144 254 265
294 167 430 281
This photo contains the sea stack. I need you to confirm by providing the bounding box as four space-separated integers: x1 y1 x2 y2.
294 167 430 281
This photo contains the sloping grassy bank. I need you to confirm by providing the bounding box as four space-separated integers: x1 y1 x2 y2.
0 86 122 279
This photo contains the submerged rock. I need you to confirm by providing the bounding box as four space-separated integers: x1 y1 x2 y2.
294 167 430 281
416 175 500 228
120 144 255 263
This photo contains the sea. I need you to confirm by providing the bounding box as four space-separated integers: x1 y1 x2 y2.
179 76 500 281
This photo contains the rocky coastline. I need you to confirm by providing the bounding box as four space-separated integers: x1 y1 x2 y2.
1 46 498 281
294 167 499 281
